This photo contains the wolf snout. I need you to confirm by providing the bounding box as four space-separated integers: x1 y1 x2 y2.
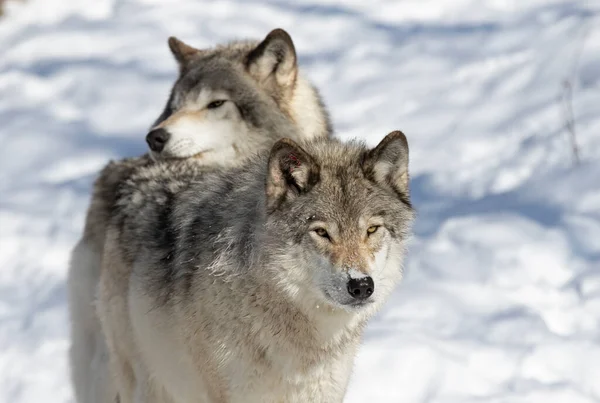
347 276 374 300
146 128 170 152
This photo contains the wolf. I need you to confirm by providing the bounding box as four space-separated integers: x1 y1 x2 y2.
97 130 414 403
145 29 330 162
68 28 331 403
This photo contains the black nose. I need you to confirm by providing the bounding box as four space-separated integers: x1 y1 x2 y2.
347 276 374 300
146 128 170 152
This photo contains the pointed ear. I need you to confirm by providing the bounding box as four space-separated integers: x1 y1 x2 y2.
246 28 298 91
363 131 410 197
168 36 201 72
266 138 320 212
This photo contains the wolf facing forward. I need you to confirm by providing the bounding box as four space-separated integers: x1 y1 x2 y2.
98 131 414 403
68 28 331 403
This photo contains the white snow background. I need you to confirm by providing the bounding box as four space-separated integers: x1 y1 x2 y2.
1 0 599 402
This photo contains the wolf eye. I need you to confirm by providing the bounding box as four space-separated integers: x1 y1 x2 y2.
367 225 380 235
207 100 226 109
314 228 330 240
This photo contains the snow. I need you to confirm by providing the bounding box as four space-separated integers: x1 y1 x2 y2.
1 0 599 402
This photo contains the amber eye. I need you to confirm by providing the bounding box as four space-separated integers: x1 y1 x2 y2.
314 228 330 239
207 100 226 109
367 225 379 235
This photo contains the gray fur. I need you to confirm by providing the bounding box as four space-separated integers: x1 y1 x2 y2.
99 132 414 402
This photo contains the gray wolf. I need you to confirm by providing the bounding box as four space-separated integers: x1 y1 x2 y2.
97 131 414 403
146 29 330 162
68 28 331 403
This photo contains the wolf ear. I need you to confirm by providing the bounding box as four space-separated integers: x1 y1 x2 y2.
246 28 298 91
168 37 201 72
363 131 410 197
266 138 320 212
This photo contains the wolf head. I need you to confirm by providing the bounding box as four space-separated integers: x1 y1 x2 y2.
146 29 330 165
263 131 414 315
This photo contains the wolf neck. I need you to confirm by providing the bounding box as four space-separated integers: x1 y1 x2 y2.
289 74 331 140
241 274 368 361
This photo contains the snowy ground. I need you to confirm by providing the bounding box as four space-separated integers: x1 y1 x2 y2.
1 0 599 402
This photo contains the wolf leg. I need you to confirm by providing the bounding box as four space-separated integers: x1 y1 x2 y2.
97 229 139 403
69 238 117 403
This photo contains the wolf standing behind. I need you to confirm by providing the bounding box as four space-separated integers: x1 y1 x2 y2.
68 28 331 403
98 131 414 402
